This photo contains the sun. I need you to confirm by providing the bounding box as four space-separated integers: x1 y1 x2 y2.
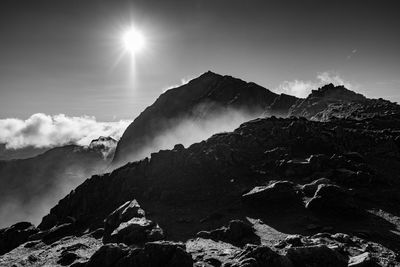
122 27 145 54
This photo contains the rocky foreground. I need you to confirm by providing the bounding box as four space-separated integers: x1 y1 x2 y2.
1 111 400 266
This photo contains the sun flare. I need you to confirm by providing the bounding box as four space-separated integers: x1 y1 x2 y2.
122 27 145 55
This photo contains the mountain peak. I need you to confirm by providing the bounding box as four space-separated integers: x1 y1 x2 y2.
308 83 366 102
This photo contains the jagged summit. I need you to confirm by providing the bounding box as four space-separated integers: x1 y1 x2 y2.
88 136 117 149
112 72 279 167
289 83 400 121
307 83 366 102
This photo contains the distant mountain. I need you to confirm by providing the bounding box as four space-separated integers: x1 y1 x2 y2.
112 71 283 167
0 137 117 228
0 144 49 160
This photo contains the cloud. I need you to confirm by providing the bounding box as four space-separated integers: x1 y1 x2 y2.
276 71 356 98
0 113 131 149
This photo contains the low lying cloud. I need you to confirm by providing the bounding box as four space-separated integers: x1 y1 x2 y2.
120 106 265 165
0 113 131 149
276 71 357 98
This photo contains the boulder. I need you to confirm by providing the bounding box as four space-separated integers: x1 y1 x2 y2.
102 199 162 245
106 217 164 245
0 221 38 255
197 220 258 246
348 252 379 267
286 245 347 267
86 243 130 267
57 251 79 266
242 181 301 207
301 178 333 197
305 184 361 216
104 199 145 237
41 223 75 244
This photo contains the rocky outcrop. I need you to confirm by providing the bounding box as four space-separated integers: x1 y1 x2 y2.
286 244 348 267
305 184 361 216
242 181 302 207
197 220 258 247
0 222 38 255
289 83 400 121
86 241 193 267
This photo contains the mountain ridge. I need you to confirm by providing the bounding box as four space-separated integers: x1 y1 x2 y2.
1 72 400 266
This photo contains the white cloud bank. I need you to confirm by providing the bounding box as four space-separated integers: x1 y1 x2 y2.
276 71 357 98
0 113 131 149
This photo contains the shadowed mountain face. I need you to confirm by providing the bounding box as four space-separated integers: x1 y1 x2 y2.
0 137 117 228
112 71 282 167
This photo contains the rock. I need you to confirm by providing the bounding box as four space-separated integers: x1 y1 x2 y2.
305 184 361 216
284 235 303 247
233 244 293 267
89 228 104 239
264 147 290 162
286 245 348 267
278 160 312 178
331 233 352 244
106 217 164 245
57 251 79 266
308 154 330 171
301 178 333 197
102 199 161 245
348 252 378 267
242 181 301 207
42 223 75 244
196 220 258 247
0 221 38 255
104 199 145 238
86 243 130 267
113 241 193 267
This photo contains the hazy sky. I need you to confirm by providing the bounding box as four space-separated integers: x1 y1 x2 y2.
0 0 399 121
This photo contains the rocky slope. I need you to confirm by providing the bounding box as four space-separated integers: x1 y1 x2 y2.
1 73 400 266
2 111 400 265
0 137 117 228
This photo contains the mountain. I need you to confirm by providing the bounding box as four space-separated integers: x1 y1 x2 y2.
112 71 283 167
2 112 399 265
289 83 400 120
0 144 49 160
0 137 118 228
2 73 400 266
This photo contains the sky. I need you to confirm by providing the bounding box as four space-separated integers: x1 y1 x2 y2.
0 0 399 121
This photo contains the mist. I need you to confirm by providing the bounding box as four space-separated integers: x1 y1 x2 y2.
123 106 266 163
0 145 110 228
0 107 264 228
